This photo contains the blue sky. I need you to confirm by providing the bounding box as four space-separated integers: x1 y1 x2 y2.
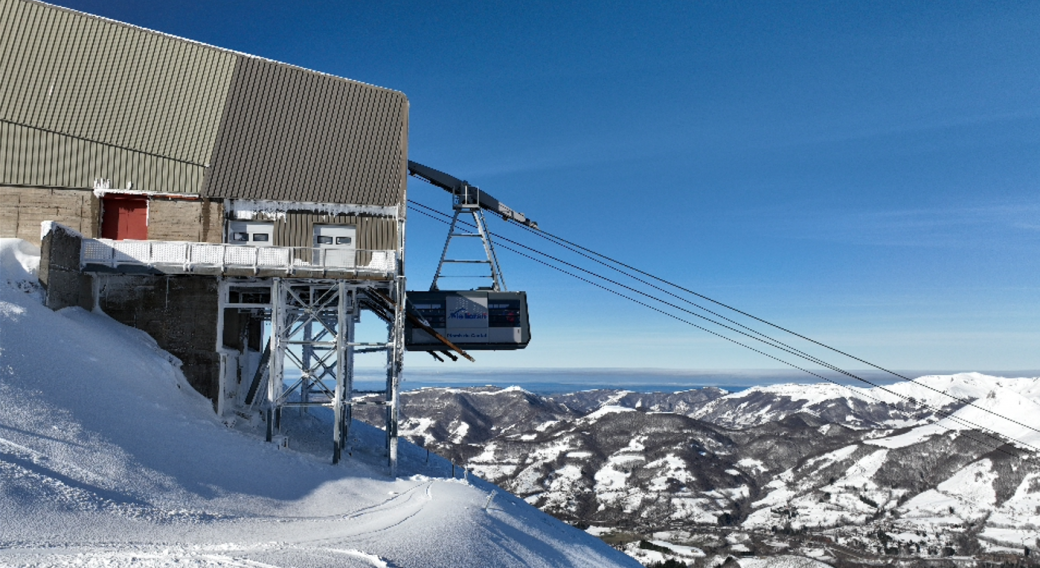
54 0 1040 374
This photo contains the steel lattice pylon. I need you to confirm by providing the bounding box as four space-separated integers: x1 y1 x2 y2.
263 278 404 471
431 191 507 292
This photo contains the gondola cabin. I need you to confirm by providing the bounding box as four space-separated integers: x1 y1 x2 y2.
404 162 538 355
406 291 531 351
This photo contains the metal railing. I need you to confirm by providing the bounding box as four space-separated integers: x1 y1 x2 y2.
81 239 397 276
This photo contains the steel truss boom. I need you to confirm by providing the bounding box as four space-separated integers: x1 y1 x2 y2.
407 161 538 230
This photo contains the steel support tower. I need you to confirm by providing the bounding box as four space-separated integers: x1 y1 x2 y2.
431 186 507 292
229 276 403 474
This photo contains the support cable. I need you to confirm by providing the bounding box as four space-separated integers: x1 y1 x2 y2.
408 203 1038 457
411 202 822 363
504 206 1039 438
410 199 1040 439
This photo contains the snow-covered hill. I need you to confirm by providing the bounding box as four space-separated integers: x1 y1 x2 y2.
6 234 1037 567
689 374 1040 437
364 373 1040 564
0 239 637 568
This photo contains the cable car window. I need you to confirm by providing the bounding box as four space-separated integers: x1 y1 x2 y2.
335 236 352 245
252 233 269 242
316 235 333 245
232 232 249 242
411 301 446 328
488 300 522 327
412 303 442 310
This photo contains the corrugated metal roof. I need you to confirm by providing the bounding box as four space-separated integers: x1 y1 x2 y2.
0 0 236 167
1 0 408 205
274 211 397 250
201 57 408 206
0 120 207 193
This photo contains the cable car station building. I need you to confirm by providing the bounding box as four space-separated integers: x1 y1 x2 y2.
1 0 415 470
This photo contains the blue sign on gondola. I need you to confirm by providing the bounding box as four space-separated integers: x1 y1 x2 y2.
406 290 530 351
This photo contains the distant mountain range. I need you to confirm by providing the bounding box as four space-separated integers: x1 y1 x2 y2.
357 373 1040 566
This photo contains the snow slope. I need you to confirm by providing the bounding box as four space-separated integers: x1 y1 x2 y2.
0 239 637 568
385 375 1040 561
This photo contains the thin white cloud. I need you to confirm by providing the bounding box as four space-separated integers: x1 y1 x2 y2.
753 202 1040 247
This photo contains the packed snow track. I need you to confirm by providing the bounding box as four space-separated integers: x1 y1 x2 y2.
0 239 637 568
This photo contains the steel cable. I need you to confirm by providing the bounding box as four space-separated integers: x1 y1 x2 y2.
408 201 1038 457
499 208 1040 438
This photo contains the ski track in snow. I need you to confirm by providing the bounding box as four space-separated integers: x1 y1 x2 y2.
0 239 637 568
5 235 1038 566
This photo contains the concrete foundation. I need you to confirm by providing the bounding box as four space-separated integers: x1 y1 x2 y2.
39 224 94 311
95 274 221 404
40 224 222 406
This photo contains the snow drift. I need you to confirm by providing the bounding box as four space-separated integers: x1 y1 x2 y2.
0 238 636 567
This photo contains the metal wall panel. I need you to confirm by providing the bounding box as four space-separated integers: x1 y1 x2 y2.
271 211 397 251
0 0 236 167
2 0 408 207
0 121 207 193
203 57 408 206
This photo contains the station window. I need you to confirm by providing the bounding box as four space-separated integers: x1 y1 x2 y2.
336 236 352 245
316 235 334 245
227 221 274 247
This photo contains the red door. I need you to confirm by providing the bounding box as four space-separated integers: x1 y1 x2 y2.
101 196 148 240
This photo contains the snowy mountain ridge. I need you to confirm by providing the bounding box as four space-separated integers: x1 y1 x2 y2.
361 372 1040 565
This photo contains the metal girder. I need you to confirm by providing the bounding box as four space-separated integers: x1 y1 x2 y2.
431 206 507 292
215 215 406 476
333 280 351 464
407 161 538 229
259 278 403 472
385 271 405 476
267 280 355 450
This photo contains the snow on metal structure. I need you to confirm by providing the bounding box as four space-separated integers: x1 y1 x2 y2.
227 200 398 221
253 279 405 469
81 238 397 277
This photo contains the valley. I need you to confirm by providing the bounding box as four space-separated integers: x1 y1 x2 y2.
356 376 1040 566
